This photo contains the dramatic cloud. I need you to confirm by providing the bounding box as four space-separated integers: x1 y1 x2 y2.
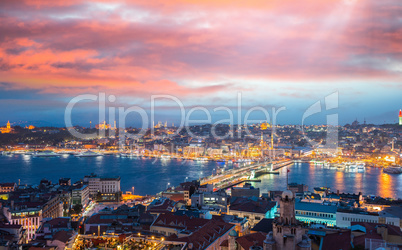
0 0 401 125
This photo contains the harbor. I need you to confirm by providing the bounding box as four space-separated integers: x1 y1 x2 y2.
1 154 401 199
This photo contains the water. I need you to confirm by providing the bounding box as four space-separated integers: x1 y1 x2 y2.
0 155 401 198
0 155 218 196
253 163 402 199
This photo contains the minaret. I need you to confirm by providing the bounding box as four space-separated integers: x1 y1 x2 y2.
6 121 10 129
266 190 311 250
260 132 264 146
399 110 402 125
114 120 117 130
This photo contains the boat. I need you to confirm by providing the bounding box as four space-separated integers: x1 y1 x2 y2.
160 154 171 161
75 150 103 157
14 150 26 155
357 162 365 170
34 150 61 157
2 151 13 156
120 153 138 158
195 157 208 162
335 163 344 169
383 166 402 174
58 151 73 156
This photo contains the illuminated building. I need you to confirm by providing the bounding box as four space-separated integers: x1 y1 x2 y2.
260 121 271 130
0 120 13 133
95 121 116 130
399 109 402 125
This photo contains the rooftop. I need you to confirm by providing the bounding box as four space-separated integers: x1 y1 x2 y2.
295 202 337 214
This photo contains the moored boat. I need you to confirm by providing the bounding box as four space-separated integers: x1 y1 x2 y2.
383 166 402 174
75 150 103 157
34 150 60 157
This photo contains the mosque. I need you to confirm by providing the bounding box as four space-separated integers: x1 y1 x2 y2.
0 121 13 134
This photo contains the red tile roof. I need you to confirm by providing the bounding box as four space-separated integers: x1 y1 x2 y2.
148 199 176 214
169 220 235 249
152 212 209 231
321 231 351 250
44 218 70 228
230 199 276 214
351 222 402 237
236 232 267 250
51 230 73 243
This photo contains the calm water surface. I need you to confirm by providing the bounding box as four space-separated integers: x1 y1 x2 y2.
0 155 401 198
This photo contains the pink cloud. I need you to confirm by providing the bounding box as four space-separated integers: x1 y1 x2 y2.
0 0 401 101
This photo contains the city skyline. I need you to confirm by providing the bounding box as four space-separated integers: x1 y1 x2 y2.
0 0 401 126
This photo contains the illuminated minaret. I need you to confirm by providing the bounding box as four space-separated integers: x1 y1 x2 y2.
399 110 402 125
6 121 10 129
260 132 264 146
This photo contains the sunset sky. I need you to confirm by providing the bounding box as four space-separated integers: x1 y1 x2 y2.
0 0 401 127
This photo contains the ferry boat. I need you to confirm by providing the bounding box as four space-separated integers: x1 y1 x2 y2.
2 151 13 156
195 157 208 162
57 151 73 156
160 154 171 160
34 150 61 157
357 162 365 170
75 150 103 157
14 150 27 155
335 163 344 169
383 166 402 174
120 153 138 158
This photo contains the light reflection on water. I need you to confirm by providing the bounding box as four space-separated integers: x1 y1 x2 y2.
253 163 401 198
0 156 401 198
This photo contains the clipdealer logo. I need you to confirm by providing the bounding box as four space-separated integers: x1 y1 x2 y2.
64 92 339 152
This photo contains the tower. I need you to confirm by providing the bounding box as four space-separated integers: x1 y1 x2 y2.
260 132 264 146
6 121 10 129
264 190 311 250
399 110 402 125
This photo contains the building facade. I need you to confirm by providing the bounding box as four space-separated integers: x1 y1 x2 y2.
88 176 121 199
72 185 90 207
3 206 42 240
294 202 337 227
42 195 63 219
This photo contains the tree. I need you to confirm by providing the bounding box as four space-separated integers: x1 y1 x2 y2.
72 204 83 214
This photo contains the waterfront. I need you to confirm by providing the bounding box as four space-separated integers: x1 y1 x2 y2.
253 163 402 199
0 155 401 198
